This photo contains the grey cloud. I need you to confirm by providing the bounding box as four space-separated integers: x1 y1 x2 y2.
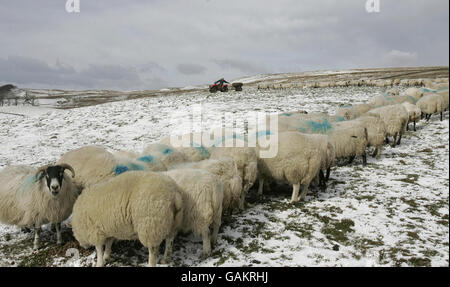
0 0 448 90
0 56 154 90
213 59 267 74
177 63 206 75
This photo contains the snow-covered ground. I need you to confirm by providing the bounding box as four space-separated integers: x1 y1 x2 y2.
0 85 448 267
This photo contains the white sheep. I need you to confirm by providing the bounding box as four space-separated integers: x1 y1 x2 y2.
57 145 118 190
113 150 167 172
391 95 417 105
331 120 368 165
366 104 409 147
308 134 336 188
0 164 77 249
71 171 183 267
159 134 211 162
417 94 445 121
401 102 422 131
354 115 386 158
386 87 400 96
171 157 242 215
335 104 372 120
141 143 190 170
208 135 258 210
256 131 322 203
164 168 223 259
368 95 396 107
404 87 424 102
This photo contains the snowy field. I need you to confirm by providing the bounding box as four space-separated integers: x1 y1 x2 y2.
0 86 448 267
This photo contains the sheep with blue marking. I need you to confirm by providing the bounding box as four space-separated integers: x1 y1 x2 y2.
113 150 166 172
57 146 150 191
256 131 322 203
164 168 223 259
141 143 190 170
158 134 211 162
0 164 77 249
404 87 424 102
71 171 183 267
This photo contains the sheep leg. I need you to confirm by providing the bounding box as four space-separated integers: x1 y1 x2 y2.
257 178 264 196
299 184 310 201
348 155 355 164
95 245 104 267
148 246 159 267
385 136 389 144
161 238 174 264
239 190 246 210
290 183 301 203
55 222 62 245
326 167 331 181
362 151 367 166
397 132 403 146
201 227 211 259
406 123 409 131
371 147 378 158
413 120 416 132
319 170 326 191
441 112 443 121
103 238 114 262
391 134 397 148
211 216 221 246
33 225 41 250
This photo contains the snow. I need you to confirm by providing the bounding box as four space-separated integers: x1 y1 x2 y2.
0 84 448 267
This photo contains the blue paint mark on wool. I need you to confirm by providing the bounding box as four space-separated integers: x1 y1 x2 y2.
162 148 173 155
114 165 129 175
283 113 292 116
137 155 154 163
306 118 333 133
409 96 417 104
128 162 146 171
336 116 345 122
191 143 210 158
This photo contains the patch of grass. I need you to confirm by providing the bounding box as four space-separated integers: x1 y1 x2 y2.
321 218 355 244
400 197 419 209
395 174 420 185
284 222 313 240
419 148 433 153
408 257 431 267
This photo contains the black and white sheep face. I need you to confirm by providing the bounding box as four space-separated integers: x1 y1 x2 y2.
43 166 66 196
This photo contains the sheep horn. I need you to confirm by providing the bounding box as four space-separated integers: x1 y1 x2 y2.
35 165 49 182
59 163 75 178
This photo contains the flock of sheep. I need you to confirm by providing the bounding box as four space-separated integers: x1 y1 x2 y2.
257 78 439 90
0 76 448 267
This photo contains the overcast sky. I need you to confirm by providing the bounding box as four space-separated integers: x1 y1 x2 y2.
0 0 448 90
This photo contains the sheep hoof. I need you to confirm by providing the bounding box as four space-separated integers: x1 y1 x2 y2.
160 257 171 265
200 252 210 260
